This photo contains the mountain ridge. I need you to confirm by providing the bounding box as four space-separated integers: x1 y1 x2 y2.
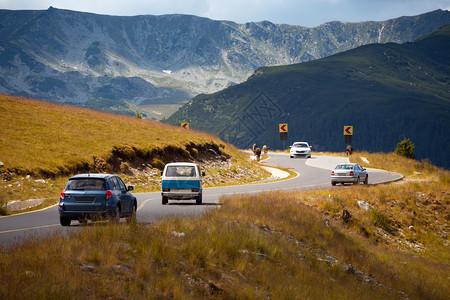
165 25 450 169
1 8 449 111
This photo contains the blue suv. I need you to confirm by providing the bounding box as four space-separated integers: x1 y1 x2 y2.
58 174 137 226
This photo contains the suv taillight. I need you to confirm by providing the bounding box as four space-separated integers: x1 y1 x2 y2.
349 171 354 176
106 190 112 200
60 189 66 200
331 171 335 176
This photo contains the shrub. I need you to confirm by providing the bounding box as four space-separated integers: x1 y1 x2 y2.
135 147 150 158
120 162 130 174
370 209 396 234
189 147 199 158
151 158 165 170
122 146 136 159
0 189 7 215
92 157 111 173
394 138 415 160
38 167 58 178
114 145 136 160
180 148 191 158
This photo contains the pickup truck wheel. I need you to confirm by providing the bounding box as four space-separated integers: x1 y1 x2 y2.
364 175 368 185
162 196 168 205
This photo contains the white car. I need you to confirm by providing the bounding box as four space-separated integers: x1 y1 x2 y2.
290 142 312 158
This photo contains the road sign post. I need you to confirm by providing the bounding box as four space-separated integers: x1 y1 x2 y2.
344 125 353 144
279 123 288 149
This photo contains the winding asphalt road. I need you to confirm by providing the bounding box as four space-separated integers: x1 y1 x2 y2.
0 153 402 247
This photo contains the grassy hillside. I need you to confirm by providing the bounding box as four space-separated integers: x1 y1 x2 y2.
1 153 448 299
165 25 450 169
0 95 267 207
0 94 217 174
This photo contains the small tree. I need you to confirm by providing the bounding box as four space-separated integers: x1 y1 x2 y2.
395 138 415 159
136 112 142 119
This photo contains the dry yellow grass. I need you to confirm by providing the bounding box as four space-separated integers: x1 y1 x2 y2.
0 94 231 175
350 151 448 180
1 152 448 299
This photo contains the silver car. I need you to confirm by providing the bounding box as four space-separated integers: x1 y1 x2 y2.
331 163 368 185
290 142 312 158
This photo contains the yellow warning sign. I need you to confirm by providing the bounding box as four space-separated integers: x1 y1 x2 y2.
344 126 353 135
279 123 288 133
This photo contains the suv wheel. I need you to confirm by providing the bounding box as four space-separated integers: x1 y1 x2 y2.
60 216 71 226
126 203 137 223
110 206 121 223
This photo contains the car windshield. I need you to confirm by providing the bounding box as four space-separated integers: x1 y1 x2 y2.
294 143 308 148
335 165 353 170
166 166 196 177
66 178 106 191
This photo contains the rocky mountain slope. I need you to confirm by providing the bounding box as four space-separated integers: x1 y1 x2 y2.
0 7 449 111
165 25 450 169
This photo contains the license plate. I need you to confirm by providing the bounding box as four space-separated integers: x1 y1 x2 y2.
75 196 96 203
170 189 190 193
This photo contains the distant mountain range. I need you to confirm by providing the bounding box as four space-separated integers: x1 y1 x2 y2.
165 25 450 169
1 7 449 113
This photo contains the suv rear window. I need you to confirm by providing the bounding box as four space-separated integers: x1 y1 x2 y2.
66 178 106 191
166 166 196 177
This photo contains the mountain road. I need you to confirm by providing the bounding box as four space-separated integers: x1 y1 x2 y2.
0 153 402 247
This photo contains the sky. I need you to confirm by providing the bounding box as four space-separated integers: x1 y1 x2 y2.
1 0 449 27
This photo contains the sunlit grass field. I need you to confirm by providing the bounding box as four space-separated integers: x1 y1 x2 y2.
1 151 448 298
0 95 265 206
0 95 233 175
